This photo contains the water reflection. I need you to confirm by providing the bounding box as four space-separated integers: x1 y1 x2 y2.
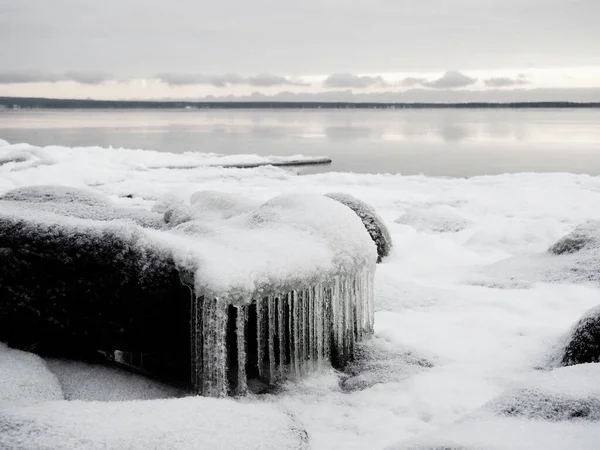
1 108 599 176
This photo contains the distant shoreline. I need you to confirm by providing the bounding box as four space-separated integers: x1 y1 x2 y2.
1 96 600 110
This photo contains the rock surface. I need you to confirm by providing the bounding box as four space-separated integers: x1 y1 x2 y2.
560 305 600 366
549 221 600 255
0 196 190 353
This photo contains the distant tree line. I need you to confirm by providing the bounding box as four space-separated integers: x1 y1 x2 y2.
1 96 599 110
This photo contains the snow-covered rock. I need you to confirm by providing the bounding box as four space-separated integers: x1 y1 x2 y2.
559 305 600 366
549 220 600 255
387 364 600 450
325 192 392 263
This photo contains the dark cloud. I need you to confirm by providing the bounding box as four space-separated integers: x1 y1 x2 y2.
155 73 306 87
424 71 477 89
323 73 387 89
0 70 61 83
401 77 429 87
0 70 111 84
484 75 530 88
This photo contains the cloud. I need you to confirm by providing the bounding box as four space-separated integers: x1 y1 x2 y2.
484 75 530 88
401 77 429 87
245 73 308 87
191 87 600 103
0 70 61 83
0 70 111 84
323 73 387 89
156 73 306 87
424 71 477 89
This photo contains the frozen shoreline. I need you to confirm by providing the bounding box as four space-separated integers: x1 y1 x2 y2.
2 139 600 449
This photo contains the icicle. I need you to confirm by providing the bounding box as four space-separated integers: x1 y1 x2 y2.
293 290 301 378
256 298 263 378
323 284 331 362
278 296 286 380
236 306 248 395
267 295 276 384
308 286 317 370
190 294 202 394
200 297 228 398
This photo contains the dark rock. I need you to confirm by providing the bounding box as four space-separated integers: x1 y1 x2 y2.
325 192 392 262
561 305 600 366
549 221 600 255
0 201 192 355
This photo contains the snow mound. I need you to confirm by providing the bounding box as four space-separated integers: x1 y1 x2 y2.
0 185 111 207
163 190 259 226
45 359 185 402
0 146 57 171
387 417 600 450
325 192 392 262
0 343 64 408
0 186 164 228
0 397 308 450
395 204 470 233
480 364 600 421
549 220 600 254
164 193 377 301
388 364 600 450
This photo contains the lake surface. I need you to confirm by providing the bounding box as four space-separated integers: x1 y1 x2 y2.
1 108 599 177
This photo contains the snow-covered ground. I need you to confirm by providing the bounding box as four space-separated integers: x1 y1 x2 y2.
2 139 600 449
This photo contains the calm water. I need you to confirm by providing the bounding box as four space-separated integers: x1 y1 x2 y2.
1 108 600 177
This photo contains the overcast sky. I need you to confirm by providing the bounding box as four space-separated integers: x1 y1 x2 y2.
1 0 599 101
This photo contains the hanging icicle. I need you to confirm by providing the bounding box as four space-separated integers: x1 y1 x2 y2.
235 305 247 396
189 267 375 397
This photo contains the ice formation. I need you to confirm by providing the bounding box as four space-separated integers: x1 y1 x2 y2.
0 183 377 397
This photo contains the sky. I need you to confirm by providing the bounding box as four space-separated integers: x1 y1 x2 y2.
1 0 599 101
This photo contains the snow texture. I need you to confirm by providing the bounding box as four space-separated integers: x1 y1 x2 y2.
163 190 259 226
325 192 392 262
44 359 185 401
389 364 600 449
395 204 471 233
0 397 308 450
0 186 164 228
0 343 64 408
548 220 600 254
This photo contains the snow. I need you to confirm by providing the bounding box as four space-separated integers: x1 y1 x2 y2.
388 364 600 449
0 397 308 450
44 359 185 402
2 139 600 449
1 189 376 303
0 343 64 408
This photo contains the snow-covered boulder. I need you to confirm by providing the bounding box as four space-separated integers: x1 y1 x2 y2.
325 192 392 263
387 364 600 450
0 199 191 353
1 187 377 396
0 397 309 450
0 185 164 228
559 305 600 366
549 221 600 255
